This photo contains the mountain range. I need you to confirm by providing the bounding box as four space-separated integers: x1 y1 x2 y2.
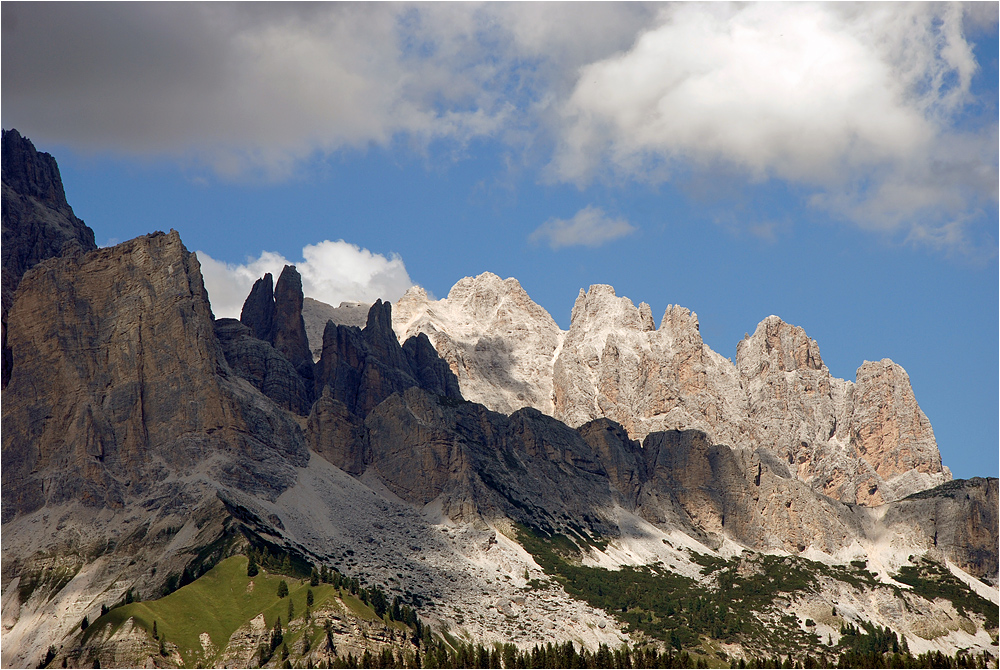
2 129 997 669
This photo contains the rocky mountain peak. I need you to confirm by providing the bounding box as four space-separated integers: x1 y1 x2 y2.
239 272 276 341
570 284 655 333
393 273 563 416
2 129 98 388
272 265 313 379
736 315 825 377
400 274 952 506
659 304 703 347
1 128 72 208
851 358 943 481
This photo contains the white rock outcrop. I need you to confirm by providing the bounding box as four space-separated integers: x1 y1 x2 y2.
395 278 950 505
394 273 563 416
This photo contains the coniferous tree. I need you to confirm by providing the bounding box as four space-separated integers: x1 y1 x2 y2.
271 616 284 652
278 580 289 598
247 552 259 577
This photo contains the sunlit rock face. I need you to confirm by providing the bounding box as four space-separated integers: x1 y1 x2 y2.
394 273 564 417
397 280 950 505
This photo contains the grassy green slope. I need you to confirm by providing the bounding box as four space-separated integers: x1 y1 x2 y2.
84 555 351 667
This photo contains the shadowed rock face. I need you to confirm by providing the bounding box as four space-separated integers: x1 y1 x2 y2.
307 389 366 474
364 386 616 534
240 273 276 343
214 318 313 416
302 297 370 361
403 332 463 400
313 299 462 418
1 231 308 523
273 265 314 382
579 419 645 508
1 129 98 388
639 430 764 548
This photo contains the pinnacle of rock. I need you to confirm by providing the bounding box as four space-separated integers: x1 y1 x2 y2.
272 265 314 382
240 273 276 342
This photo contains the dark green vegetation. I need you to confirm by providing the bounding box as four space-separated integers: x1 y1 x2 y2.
517 525 824 660
514 526 998 670
894 557 999 629
831 623 995 670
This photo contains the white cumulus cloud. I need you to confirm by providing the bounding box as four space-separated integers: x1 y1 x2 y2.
529 206 636 250
197 240 414 319
550 3 995 243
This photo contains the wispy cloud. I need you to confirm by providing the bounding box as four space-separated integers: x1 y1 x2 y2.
197 240 414 319
529 206 636 250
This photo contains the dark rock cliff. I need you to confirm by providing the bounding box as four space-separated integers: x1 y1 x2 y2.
1 128 97 387
1 231 308 523
312 299 462 418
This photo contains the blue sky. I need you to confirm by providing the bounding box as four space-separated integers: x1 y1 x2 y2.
3 3 997 480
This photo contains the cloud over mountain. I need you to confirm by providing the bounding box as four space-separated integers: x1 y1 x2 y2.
198 240 414 319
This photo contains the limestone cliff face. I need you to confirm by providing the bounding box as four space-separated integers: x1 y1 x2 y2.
735 317 950 506
398 279 950 505
394 273 563 416
880 478 999 583
553 286 749 451
850 360 944 489
364 386 617 534
1 231 307 522
1 129 98 387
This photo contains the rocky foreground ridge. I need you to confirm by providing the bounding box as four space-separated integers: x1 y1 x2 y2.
2 131 997 669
